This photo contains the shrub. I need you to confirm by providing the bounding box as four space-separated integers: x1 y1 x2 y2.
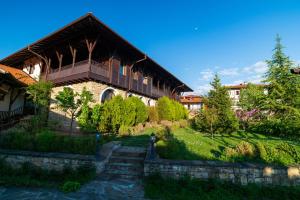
157 97 174 121
224 147 238 160
148 106 159 122
0 130 96 155
256 142 269 162
156 97 188 121
236 141 255 157
35 130 56 152
61 181 81 193
118 125 131 137
131 97 148 124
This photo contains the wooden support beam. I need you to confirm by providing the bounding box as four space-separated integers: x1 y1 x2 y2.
55 51 63 72
69 45 77 69
85 39 98 69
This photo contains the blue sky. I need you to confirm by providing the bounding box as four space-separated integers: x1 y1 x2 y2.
1 0 300 94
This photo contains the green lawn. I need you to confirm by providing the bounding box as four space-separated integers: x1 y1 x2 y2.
102 128 153 147
155 127 300 165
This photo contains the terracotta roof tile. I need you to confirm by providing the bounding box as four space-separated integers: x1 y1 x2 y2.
0 64 36 85
225 83 267 89
180 95 203 103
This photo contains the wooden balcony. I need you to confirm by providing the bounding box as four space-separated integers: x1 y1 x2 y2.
43 59 174 99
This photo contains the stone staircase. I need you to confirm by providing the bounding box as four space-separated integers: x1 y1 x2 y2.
104 146 146 180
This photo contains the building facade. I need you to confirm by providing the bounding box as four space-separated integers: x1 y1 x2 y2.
180 95 203 111
0 13 192 131
225 83 267 110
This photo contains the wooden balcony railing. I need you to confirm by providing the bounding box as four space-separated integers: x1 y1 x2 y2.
43 59 174 99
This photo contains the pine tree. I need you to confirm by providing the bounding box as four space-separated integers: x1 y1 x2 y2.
264 35 300 119
206 74 238 134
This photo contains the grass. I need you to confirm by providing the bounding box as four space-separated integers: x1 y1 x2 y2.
102 128 154 147
155 127 300 165
144 174 300 200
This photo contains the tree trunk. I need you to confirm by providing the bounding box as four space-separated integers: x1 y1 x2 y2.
70 113 74 135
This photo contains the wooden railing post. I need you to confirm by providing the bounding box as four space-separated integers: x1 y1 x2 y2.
85 39 98 71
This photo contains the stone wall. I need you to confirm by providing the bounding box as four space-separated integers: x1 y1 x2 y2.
0 141 121 174
144 147 300 186
49 81 156 132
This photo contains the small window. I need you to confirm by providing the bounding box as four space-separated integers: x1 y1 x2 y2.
133 72 138 80
236 90 240 95
26 64 34 74
0 93 5 101
119 64 126 76
143 77 148 85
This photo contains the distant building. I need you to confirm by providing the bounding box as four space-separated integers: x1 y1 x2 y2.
225 83 267 110
180 95 203 111
291 68 300 74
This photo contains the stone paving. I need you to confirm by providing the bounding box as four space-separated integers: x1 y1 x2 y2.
0 177 146 200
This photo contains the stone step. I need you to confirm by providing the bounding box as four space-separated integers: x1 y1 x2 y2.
112 146 146 158
102 173 142 180
106 162 143 171
104 168 143 178
109 156 144 164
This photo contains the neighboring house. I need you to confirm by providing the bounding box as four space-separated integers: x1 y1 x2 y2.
0 64 36 122
180 95 203 111
0 13 192 131
225 83 267 110
291 68 300 74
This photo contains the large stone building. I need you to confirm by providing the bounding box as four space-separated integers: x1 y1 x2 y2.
0 13 192 131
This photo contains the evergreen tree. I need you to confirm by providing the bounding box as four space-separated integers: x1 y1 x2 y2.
205 74 238 134
264 35 300 119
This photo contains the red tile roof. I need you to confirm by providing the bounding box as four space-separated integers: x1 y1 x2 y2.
0 64 36 85
180 95 203 104
225 83 267 89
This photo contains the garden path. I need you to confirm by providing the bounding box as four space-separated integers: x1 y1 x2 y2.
0 176 146 200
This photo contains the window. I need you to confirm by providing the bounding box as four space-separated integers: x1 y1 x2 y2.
26 64 34 74
0 93 5 101
236 90 240 95
143 77 148 85
133 72 138 80
119 64 126 76
101 89 115 103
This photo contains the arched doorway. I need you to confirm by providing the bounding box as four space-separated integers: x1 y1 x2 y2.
100 88 115 103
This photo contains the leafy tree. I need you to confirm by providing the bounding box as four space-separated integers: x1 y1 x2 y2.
77 87 94 132
26 81 53 115
239 83 265 111
55 87 93 134
196 106 218 139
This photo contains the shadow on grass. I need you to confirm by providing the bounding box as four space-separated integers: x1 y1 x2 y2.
156 133 209 160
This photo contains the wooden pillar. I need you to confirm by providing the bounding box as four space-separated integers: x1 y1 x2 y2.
109 56 113 83
69 46 77 69
45 57 51 80
56 51 63 72
85 39 98 70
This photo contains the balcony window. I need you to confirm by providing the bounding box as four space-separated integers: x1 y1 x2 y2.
119 64 126 76
133 72 138 80
143 77 148 85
